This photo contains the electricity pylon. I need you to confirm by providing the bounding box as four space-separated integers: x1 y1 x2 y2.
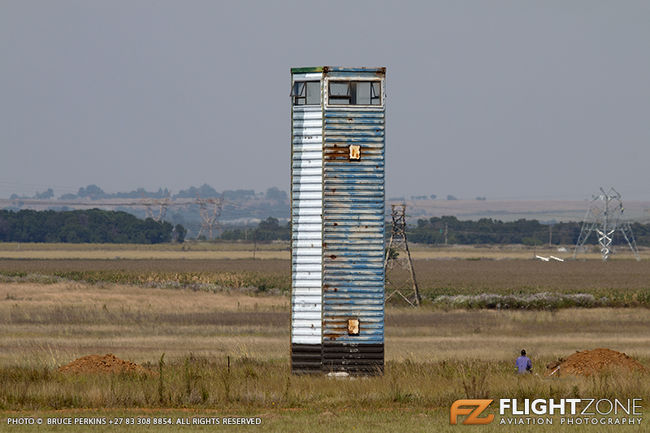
144 197 170 222
384 204 421 306
574 187 640 261
196 197 222 240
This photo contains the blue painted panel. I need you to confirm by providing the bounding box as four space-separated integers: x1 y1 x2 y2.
322 105 385 345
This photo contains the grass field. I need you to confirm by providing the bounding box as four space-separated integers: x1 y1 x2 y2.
1 282 649 365
1 281 649 432
0 243 648 432
0 241 646 261
1 255 649 308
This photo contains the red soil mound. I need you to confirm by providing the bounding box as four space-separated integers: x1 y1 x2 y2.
546 348 646 377
58 354 151 374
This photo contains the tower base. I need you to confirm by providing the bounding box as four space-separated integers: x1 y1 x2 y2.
291 343 384 375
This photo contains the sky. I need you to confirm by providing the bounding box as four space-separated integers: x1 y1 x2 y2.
1 1 649 200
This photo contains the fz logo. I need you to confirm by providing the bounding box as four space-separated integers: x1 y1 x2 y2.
450 399 494 425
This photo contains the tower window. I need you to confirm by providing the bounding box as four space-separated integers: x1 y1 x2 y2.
328 81 381 105
292 81 320 105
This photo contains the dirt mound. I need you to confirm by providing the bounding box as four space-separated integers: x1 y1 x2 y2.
546 348 646 377
59 354 151 374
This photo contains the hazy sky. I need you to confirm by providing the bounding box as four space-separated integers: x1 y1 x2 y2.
1 1 649 200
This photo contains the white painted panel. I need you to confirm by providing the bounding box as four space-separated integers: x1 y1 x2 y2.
293 143 322 152
292 184 321 193
292 175 322 184
292 98 322 347
292 208 321 216
292 160 322 169
293 114 322 123
293 271 322 280
293 160 322 169
293 311 322 320
292 247 322 256
293 199 322 208
292 328 322 336
293 168 322 177
293 287 321 295
292 72 322 81
293 234 321 242
292 302 321 312
292 320 321 329
293 191 322 200
293 240 321 248
294 280 321 288
293 215 322 224
292 335 321 344
293 135 322 144
293 120 322 128
294 295 322 304
293 151 323 161
294 127 322 136
292 223 321 232
293 264 322 273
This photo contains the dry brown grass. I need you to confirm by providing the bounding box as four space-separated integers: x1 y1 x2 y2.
3 255 650 294
1 242 647 260
0 282 287 313
1 282 648 367
0 281 648 432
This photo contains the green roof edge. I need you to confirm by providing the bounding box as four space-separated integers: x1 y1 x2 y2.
291 67 324 73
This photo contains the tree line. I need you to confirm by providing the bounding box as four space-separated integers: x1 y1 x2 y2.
0 209 182 244
407 216 650 246
2 209 649 247
220 217 290 242
220 215 650 247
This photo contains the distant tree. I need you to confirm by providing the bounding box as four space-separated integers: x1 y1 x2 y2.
220 217 289 242
34 189 54 199
222 189 256 200
174 184 220 198
446 195 458 200
174 224 187 243
475 196 486 201
430 194 437 200
77 184 106 200
265 187 287 201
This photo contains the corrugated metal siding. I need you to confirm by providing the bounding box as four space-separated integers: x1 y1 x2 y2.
322 103 385 344
291 102 323 345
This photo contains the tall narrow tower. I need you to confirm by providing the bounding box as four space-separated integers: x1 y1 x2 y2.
290 67 386 375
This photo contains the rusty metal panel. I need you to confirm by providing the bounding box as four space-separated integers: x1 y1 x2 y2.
322 72 385 346
291 76 323 346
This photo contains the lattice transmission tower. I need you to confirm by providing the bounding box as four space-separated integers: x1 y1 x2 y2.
144 197 170 222
573 187 640 261
384 204 421 306
196 197 223 240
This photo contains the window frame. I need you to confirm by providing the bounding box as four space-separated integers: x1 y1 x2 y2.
291 80 321 106
325 79 383 107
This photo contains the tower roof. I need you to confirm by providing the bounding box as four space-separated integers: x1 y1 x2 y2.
291 66 385 75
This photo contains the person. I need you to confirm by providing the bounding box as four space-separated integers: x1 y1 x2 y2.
516 349 532 374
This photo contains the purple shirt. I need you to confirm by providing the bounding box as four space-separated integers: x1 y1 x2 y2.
516 356 532 373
